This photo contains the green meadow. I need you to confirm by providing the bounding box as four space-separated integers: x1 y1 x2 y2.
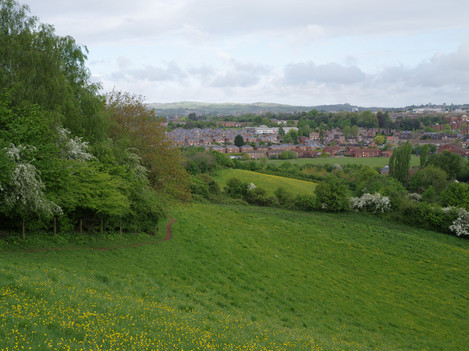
214 168 317 195
1 203 468 350
268 155 420 168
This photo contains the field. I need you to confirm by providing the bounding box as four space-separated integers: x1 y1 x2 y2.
268 155 420 168
213 168 317 195
0 204 468 350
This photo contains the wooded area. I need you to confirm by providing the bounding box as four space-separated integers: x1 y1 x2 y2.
0 0 189 237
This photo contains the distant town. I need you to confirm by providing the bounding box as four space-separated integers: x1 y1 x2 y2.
165 106 469 161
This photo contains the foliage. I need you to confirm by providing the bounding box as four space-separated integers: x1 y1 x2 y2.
350 193 392 214
294 194 316 211
439 182 469 210
278 150 298 159
314 176 350 212
420 144 429 167
245 187 276 206
274 186 295 208
1 143 62 220
224 177 249 199
234 134 245 147
428 151 463 179
389 142 412 185
443 207 469 236
106 90 189 200
409 165 448 193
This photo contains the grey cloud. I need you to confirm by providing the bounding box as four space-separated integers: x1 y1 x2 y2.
111 62 186 82
378 43 469 87
283 62 366 85
210 61 271 88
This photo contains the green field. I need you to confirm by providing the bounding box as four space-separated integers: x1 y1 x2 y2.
214 168 317 195
268 156 420 168
0 204 468 350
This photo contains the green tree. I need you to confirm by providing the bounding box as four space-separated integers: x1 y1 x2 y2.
315 176 350 212
0 0 105 142
420 144 429 167
440 182 469 210
409 165 448 194
373 134 386 145
389 142 412 185
234 134 245 147
278 126 285 136
428 151 463 179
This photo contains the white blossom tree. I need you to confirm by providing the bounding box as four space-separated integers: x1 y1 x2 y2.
2 144 62 238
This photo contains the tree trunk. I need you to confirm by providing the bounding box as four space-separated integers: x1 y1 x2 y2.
79 219 83 235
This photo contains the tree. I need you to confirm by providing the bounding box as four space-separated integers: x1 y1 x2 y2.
409 165 448 194
2 144 62 238
106 90 189 200
0 0 105 142
389 142 412 185
428 151 463 179
373 134 386 145
278 126 285 137
440 182 469 210
315 176 350 212
420 144 429 167
234 134 245 147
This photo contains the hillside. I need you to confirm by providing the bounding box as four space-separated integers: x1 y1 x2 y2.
213 169 317 195
1 203 468 350
148 102 370 117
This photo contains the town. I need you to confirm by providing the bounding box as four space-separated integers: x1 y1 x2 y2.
167 113 469 160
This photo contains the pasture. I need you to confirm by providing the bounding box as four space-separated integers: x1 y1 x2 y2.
0 203 468 350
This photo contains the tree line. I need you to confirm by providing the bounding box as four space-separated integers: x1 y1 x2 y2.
0 0 189 238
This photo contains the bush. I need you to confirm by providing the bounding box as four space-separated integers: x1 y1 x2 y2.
294 194 316 211
225 177 249 199
314 176 350 212
350 193 392 214
274 187 294 208
245 187 275 206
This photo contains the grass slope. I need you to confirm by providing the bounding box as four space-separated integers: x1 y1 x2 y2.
214 169 317 195
0 204 468 350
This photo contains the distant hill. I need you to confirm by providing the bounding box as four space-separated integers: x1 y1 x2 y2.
149 101 469 118
148 101 376 117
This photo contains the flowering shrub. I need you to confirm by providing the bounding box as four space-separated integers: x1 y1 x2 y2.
57 127 94 161
443 207 469 236
350 193 392 214
407 193 422 202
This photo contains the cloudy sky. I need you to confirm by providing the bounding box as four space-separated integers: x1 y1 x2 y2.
27 0 469 107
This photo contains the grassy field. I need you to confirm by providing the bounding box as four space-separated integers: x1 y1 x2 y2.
0 204 468 350
268 155 420 168
213 168 317 195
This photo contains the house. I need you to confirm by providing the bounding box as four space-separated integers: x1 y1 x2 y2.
225 145 240 153
438 144 469 158
323 146 342 156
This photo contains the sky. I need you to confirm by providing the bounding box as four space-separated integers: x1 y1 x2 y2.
26 0 469 107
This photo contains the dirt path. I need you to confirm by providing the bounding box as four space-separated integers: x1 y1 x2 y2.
22 217 176 253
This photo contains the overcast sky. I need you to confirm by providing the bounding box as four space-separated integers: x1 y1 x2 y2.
27 0 469 107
